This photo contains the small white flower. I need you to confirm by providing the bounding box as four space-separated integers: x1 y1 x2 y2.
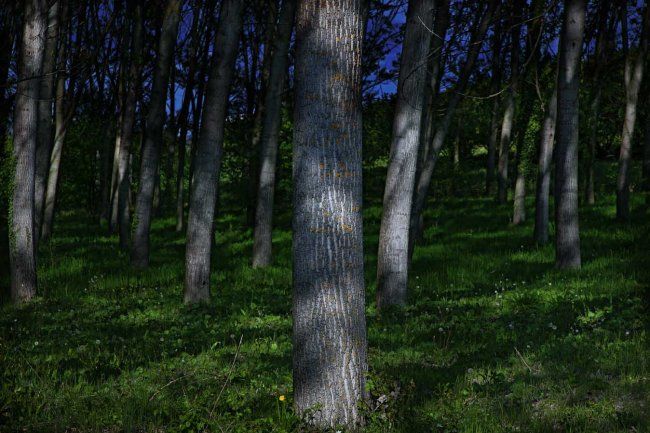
438 327 444 332
34 341 39 346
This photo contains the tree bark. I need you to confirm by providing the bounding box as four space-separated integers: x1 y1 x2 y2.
184 0 244 303
115 2 144 251
34 1 59 245
292 0 367 427
376 0 434 308
131 0 181 268
533 88 557 245
10 0 47 303
616 2 648 221
555 0 585 269
251 0 295 268
408 0 499 256
40 24 69 243
486 28 503 196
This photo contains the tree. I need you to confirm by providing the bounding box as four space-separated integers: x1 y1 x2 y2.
34 1 60 245
251 0 296 268
376 0 434 308
10 0 47 302
292 0 367 427
184 0 244 303
616 1 648 221
486 25 503 196
555 0 586 269
131 0 182 268
409 0 499 257
533 88 557 244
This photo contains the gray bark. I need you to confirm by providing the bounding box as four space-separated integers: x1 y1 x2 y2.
40 30 69 243
251 0 295 268
292 0 367 427
555 0 585 269
584 1 610 205
486 29 503 196
10 0 47 303
616 2 648 221
408 0 499 254
533 88 557 245
376 0 434 308
131 0 181 268
407 0 450 259
115 3 144 251
184 0 244 303
34 1 59 245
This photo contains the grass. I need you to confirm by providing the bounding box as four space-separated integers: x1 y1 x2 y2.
0 162 649 432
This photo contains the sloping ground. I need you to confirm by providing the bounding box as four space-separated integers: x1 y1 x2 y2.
1 187 648 432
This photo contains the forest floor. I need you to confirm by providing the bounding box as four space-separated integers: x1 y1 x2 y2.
1 169 649 432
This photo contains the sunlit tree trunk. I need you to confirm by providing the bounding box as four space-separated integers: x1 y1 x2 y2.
616 2 648 221
132 0 181 268
409 0 498 257
533 88 557 245
251 0 295 268
34 1 59 245
184 0 244 303
292 0 367 427
10 0 47 302
555 0 585 269
376 0 434 308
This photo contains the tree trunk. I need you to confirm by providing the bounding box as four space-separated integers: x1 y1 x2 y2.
376 0 434 308
34 1 59 245
10 0 47 303
292 0 367 427
116 3 144 251
40 33 69 243
251 0 295 268
616 2 648 221
643 98 650 203
408 0 499 256
184 0 244 303
486 28 503 196
555 0 585 269
132 0 181 268
533 88 557 245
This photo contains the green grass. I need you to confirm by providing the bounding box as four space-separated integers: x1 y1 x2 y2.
1 165 649 432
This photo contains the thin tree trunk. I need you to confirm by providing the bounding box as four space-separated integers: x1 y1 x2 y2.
34 1 59 245
132 0 181 268
486 28 503 196
292 0 367 427
407 0 450 258
116 3 144 251
376 0 434 309
555 0 586 269
184 0 244 303
40 26 69 243
584 1 610 205
533 88 557 244
616 2 648 221
10 0 47 303
246 0 278 229
251 0 295 268
643 98 650 203
408 0 499 255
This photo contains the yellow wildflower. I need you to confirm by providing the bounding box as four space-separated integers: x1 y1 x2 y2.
279 395 286 402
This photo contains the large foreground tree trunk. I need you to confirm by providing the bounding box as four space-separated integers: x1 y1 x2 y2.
616 2 648 221
34 1 59 245
555 0 585 269
131 0 181 268
533 88 557 245
292 0 367 427
251 0 296 268
10 0 47 302
376 0 434 308
184 0 244 303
